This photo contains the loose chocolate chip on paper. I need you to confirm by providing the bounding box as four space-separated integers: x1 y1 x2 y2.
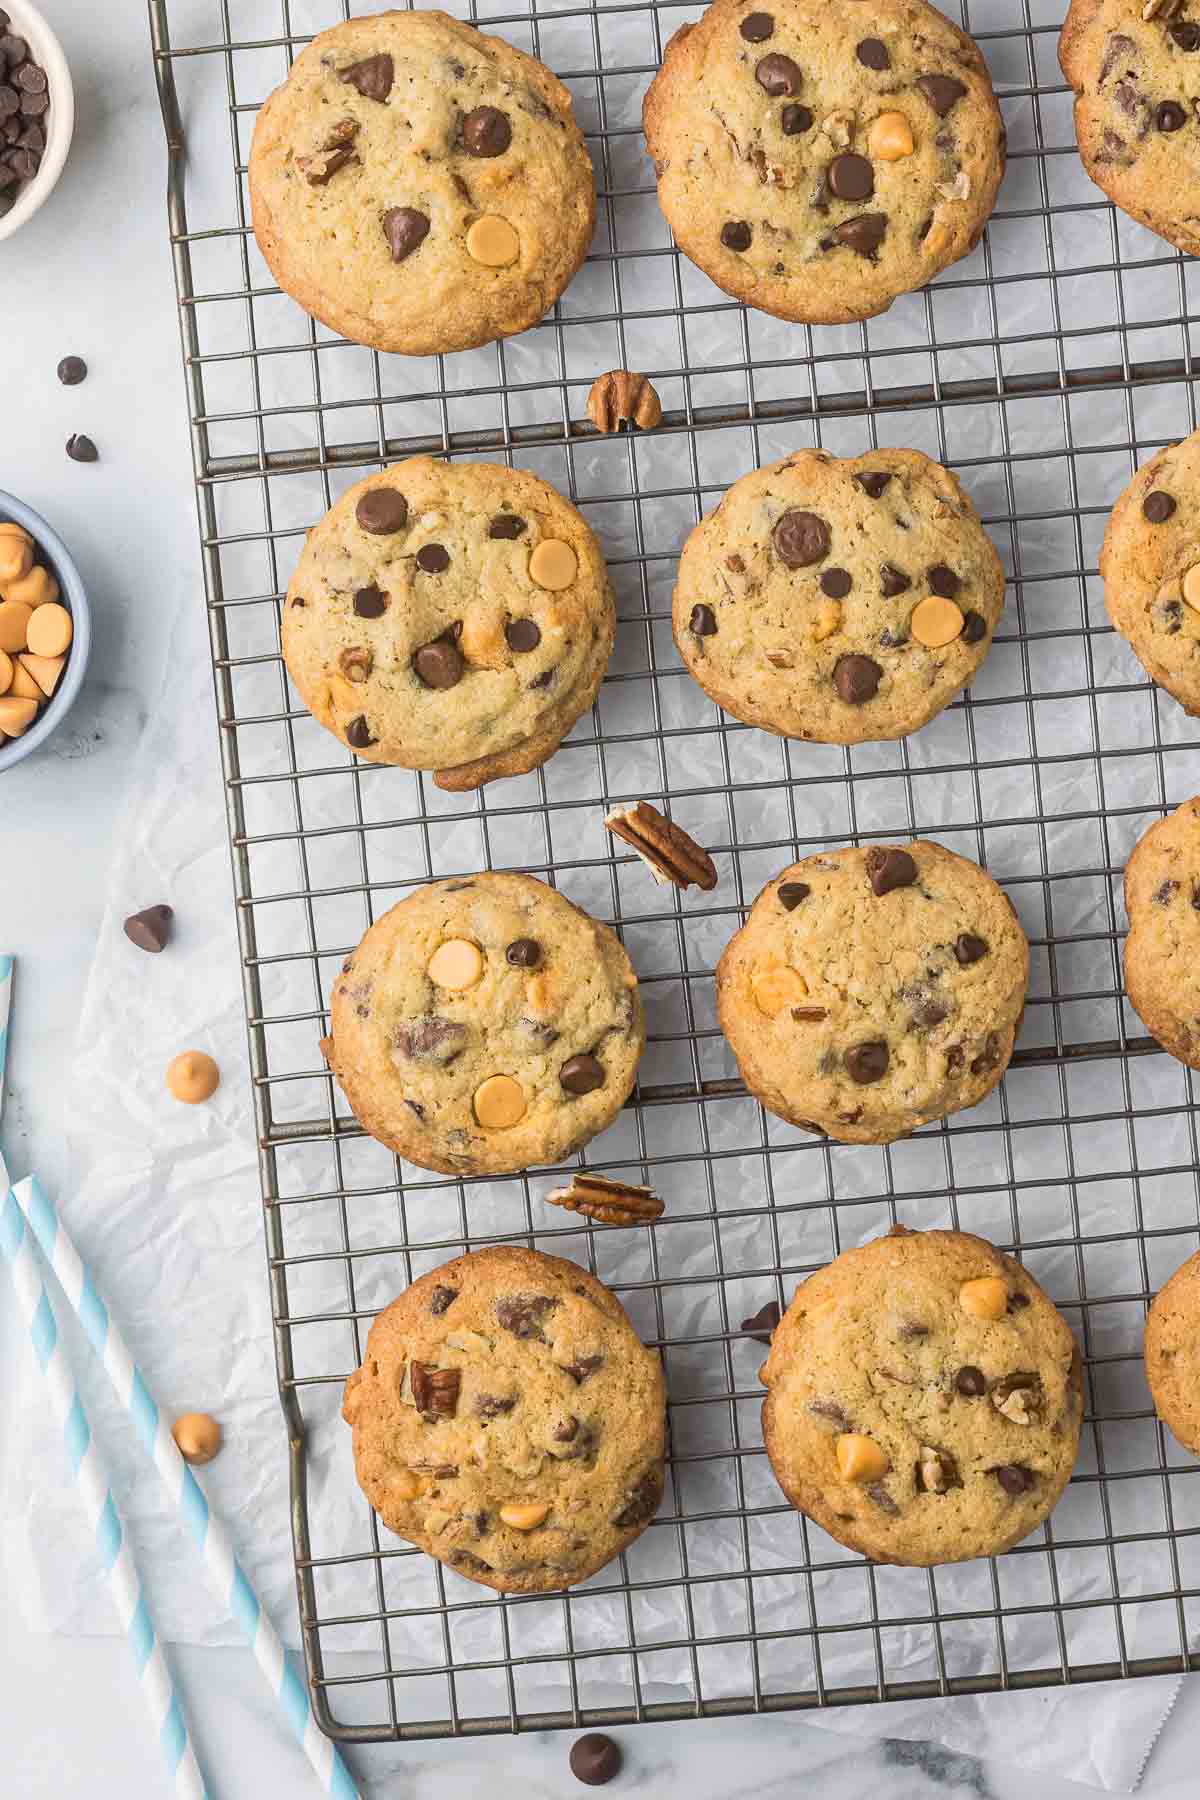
506 617 541 652
834 653 882 703
740 1299 781 1345
463 105 511 156
383 205 430 262
866 846 917 895
960 609 987 643
755 53 802 96
57 355 87 386
856 37 890 70
416 543 450 574
955 1365 987 1396
489 512 526 538
827 213 888 258
1143 490 1176 522
66 434 98 463
346 715 377 749
355 487 407 534
954 932 989 965
917 73 967 116
781 103 813 135
569 1733 622 1787
123 905 174 954
413 638 464 689
506 937 541 967
880 563 911 597
739 11 774 41
721 219 752 251
1157 100 1187 131
774 509 830 567
828 154 874 201
690 603 717 636
845 1040 889 1084
856 471 892 498
820 567 852 598
353 584 388 617
928 564 961 598
340 53 394 101
778 881 810 910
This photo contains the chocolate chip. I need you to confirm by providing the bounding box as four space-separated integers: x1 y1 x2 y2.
506 937 541 967
898 1321 930 1340
928 564 960 598
352 584 387 618
346 715 376 749
1008 1291 1031 1312
476 1393 517 1418
866 846 916 896
960 610 987 643
829 212 888 258
13 62 45 94
569 1735 622 1787
721 219 752 251
844 1040 889 1084
395 1014 467 1063
828 154 874 201
780 103 816 134
856 472 892 498
1143 490 1176 522
340 53 393 101
66 434 98 463
383 206 430 262
993 1464 1034 1496
880 563 911 598
690 602 718 635
755 53 802 96
1172 21 1200 49
954 932 988 965
530 668 556 690
123 905 173 954
1155 878 1179 905
834 653 882 704
489 512 526 539
1158 100 1187 131
741 1299 781 1344
495 1293 558 1339
778 881 810 910
505 617 540 653
820 567 852 598
970 1029 1003 1075
413 638 464 689
518 1017 560 1048
463 105 511 156
355 488 407 534
416 543 450 574
428 1285 458 1315
560 1052 604 1095
917 73 967 116
774 509 830 567
856 37 890 70
410 1362 461 1418
17 88 48 119
565 1355 605 1384
554 1416 580 1442
613 1470 661 1529
955 1365 987 1397
57 355 86 386
739 11 774 41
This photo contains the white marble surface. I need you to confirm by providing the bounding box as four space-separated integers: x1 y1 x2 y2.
2 1 1200 1795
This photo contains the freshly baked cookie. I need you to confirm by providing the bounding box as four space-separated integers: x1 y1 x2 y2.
1123 796 1200 1066
761 1226 1083 1566
283 458 614 791
325 872 643 1176
343 1247 667 1593
716 841 1028 1144
1145 1246 1200 1454
249 10 595 355
672 449 1004 745
642 0 1005 326
1100 427 1200 717
1060 1 1200 258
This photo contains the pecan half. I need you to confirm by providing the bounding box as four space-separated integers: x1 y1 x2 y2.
297 117 360 186
605 800 718 892
545 1172 664 1227
587 368 662 433
409 1362 461 1418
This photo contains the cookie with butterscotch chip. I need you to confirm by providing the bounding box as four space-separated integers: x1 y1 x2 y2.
1100 426 1200 719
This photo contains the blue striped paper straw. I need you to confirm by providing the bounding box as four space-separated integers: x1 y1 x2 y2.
11 1173 359 1800
0 954 12 1120
0 1168 206 1798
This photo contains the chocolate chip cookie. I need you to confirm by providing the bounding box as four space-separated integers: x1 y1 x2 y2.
343 1247 667 1593
1100 425 1200 718
326 873 644 1176
1123 796 1200 1066
673 449 1004 745
761 1226 1083 1566
1145 1245 1200 1454
716 842 1028 1144
282 458 614 791
249 10 595 355
1060 1 1200 258
642 0 1005 326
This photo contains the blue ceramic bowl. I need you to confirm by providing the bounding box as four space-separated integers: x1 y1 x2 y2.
0 489 91 773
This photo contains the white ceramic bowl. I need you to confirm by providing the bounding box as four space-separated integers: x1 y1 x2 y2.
0 0 74 243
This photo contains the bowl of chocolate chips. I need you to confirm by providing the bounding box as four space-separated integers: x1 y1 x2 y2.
0 1 73 241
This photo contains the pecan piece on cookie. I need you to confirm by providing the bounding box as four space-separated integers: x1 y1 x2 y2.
587 369 663 433
296 117 360 186
546 1172 664 1227
605 800 718 892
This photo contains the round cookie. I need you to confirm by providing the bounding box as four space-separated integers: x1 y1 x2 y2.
1145 1246 1200 1454
1123 796 1200 1066
1060 1 1200 259
326 872 644 1176
642 0 1005 327
1100 426 1200 717
673 449 1004 745
283 458 614 791
343 1247 667 1593
249 10 595 355
716 841 1028 1144
760 1226 1083 1566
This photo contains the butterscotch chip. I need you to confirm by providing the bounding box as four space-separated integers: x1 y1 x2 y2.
529 539 577 591
868 111 915 160
26 603 72 658
751 960 807 1016
959 1276 1008 1320
0 532 32 586
910 594 965 647
473 1074 527 1129
835 1432 889 1482
428 938 484 991
0 650 11 696
1183 565 1200 612
18 653 65 699
8 659 42 703
0 696 38 736
5 565 58 610
166 1050 221 1105
0 600 32 654
172 1412 223 1465
498 1501 550 1530
466 214 519 267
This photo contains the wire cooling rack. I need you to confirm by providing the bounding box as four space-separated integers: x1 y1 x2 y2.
147 0 1200 1745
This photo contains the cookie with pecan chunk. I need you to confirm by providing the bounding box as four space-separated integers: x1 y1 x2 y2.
1100 426 1200 718
761 1227 1082 1565
716 841 1028 1143
343 1247 667 1592
643 0 1005 325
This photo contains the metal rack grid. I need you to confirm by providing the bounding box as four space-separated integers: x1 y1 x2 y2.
148 0 1200 1745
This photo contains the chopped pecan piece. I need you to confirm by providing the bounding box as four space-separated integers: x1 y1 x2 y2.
409 1362 461 1418
297 117 360 186
494 1294 558 1340
604 801 718 892
546 1172 664 1227
917 1445 961 1493
991 1371 1040 1426
587 368 663 433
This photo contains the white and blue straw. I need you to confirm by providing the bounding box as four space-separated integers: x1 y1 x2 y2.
10 1172 359 1800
